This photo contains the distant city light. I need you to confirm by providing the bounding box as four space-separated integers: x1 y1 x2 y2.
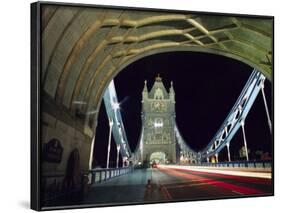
180 155 184 161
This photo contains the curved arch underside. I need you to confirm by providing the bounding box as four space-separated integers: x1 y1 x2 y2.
41 5 273 130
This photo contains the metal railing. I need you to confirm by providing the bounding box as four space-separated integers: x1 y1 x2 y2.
191 160 271 169
90 166 134 184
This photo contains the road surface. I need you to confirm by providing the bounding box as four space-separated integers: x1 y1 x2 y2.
44 166 272 208
154 165 272 200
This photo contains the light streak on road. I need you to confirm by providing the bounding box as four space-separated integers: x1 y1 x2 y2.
157 166 270 196
157 165 271 179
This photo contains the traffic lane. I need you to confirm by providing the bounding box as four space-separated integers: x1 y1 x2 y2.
155 166 272 200
151 168 239 200
158 166 272 195
160 165 271 179
172 167 272 193
159 166 272 194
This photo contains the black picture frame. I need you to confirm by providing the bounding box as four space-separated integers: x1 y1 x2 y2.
31 1 274 211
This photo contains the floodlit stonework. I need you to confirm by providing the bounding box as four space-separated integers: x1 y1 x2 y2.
141 75 177 164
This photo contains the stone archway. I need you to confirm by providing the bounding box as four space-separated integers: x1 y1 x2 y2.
40 4 273 174
150 152 167 164
143 144 177 164
42 5 272 115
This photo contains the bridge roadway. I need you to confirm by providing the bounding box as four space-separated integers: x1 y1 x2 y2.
46 166 272 208
85 166 272 204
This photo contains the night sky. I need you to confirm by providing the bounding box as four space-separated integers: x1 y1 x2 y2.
93 52 272 167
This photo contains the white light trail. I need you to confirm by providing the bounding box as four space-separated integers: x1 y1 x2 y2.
158 165 271 179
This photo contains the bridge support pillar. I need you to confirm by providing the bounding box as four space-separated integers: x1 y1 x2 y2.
116 144 120 168
261 83 272 133
215 153 219 163
106 119 113 169
226 143 231 162
88 134 96 170
241 121 249 161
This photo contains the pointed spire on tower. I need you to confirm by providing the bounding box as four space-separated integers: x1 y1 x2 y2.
143 80 148 92
142 80 148 101
169 81 175 102
169 81 174 93
155 73 162 82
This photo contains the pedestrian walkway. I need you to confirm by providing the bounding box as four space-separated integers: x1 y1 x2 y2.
83 168 169 205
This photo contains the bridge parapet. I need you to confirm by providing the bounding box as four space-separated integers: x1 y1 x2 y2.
190 160 271 171
89 166 134 184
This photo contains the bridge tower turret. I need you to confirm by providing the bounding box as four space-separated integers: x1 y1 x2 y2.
169 81 175 103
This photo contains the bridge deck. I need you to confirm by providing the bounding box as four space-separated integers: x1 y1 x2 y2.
45 167 272 208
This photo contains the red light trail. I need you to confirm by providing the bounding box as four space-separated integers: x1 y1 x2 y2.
157 166 271 196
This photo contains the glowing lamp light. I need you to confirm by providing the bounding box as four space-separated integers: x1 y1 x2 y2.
153 122 163 128
112 102 120 110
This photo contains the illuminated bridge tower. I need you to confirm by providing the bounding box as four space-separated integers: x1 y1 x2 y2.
141 74 177 164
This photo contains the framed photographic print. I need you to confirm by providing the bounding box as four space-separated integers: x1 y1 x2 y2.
31 1 274 211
